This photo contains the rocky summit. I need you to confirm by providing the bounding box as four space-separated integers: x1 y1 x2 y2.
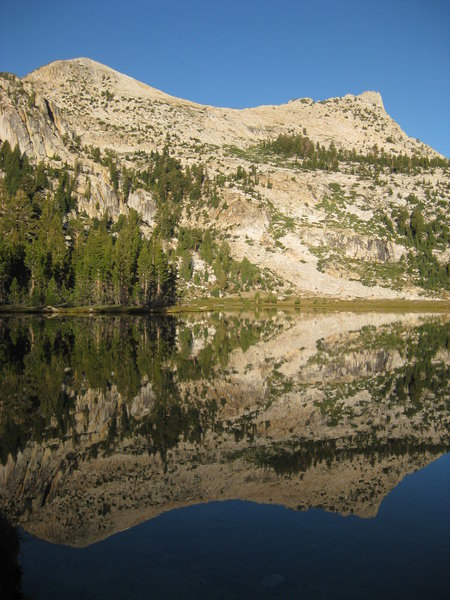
0 57 448 300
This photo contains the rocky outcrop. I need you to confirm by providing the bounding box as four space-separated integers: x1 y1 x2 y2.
127 189 157 226
0 75 69 160
357 90 385 109
301 228 405 263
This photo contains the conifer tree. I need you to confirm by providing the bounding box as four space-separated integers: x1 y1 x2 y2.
200 230 214 265
136 239 154 304
112 209 141 303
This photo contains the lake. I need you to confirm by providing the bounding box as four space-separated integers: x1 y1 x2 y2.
0 310 449 599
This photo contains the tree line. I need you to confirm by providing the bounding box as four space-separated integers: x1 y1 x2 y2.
262 133 449 174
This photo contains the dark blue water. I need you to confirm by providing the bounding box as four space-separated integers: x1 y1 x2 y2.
20 453 450 600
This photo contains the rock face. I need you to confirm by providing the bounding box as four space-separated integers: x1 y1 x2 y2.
357 90 385 109
0 58 448 300
0 75 69 161
127 189 157 226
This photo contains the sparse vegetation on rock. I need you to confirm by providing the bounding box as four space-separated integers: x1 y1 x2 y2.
0 57 448 303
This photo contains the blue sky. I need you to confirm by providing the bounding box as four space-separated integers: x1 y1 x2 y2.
1 0 449 156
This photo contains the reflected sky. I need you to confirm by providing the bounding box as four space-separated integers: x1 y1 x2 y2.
20 453 450 600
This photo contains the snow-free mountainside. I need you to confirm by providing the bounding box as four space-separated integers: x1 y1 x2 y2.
0 57 449 305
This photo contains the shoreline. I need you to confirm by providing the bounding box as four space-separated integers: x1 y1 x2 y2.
0 296 449 316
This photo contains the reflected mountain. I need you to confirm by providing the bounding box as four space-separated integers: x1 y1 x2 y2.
0 311 449 547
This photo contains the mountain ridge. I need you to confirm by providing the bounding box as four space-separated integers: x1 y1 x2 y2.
16 57 441 158
0 57 448 302
25 57 388 115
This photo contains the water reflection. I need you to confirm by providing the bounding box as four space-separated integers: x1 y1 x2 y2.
0 311 448 547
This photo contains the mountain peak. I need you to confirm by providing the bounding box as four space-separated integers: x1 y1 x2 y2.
358 90 384 109
25 57 126 83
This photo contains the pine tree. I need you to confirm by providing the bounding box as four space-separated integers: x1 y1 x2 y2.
410 206 425 245
136 238 154 304
152 239 177 304
82 218 113 303
180 250 193 281
0 184 35 251
112 209 141 303
108 158 119 192
24 195 67 302
122 167 132 200
8 277 21 304
34 161 48 192
200 230 214 265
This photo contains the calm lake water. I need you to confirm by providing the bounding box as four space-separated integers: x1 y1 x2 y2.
0 311 449 599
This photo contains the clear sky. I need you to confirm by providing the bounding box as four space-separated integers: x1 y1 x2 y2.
1 0 449 156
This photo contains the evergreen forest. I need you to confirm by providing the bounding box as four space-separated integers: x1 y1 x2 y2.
0 141 177 307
